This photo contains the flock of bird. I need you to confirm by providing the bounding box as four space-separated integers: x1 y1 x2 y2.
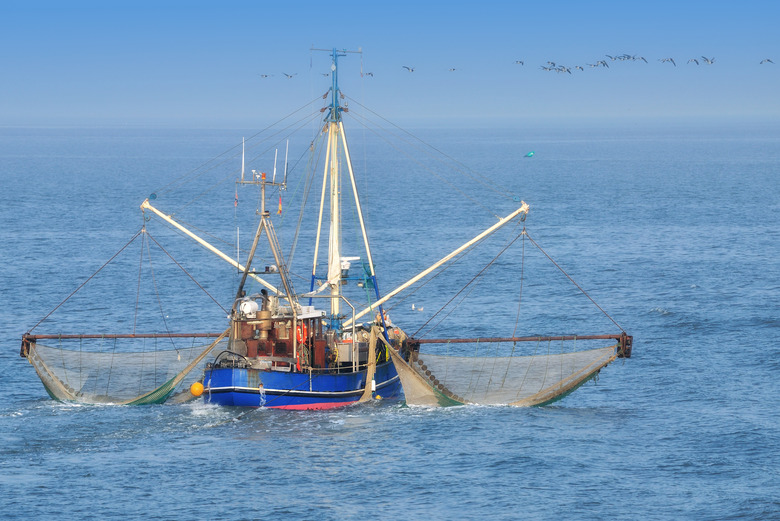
532 53 725 74
260 54 774 79
521 54 774 74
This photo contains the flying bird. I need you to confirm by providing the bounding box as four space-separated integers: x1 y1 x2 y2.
283 73 297 78
402 66 415 72
687 58 699 65
515 60 524 65
659 58 676 66
760 59 774 64
364 72 374 76
449 68 457 71
259 74 272 78
701 56 715 64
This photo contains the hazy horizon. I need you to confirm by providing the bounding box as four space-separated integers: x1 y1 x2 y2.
2 1 779 128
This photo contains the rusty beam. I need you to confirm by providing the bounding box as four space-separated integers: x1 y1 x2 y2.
411 334 626 344
21 332 225 358
408 333 633 359
23 332 224 340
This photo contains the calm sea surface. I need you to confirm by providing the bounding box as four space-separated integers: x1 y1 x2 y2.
1 121 778 520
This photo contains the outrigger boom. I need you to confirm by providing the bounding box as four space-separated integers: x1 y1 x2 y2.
344 202 530 327
140 198 283 297
140 197 530 326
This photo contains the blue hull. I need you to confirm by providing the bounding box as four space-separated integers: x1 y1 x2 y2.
202 361 401 409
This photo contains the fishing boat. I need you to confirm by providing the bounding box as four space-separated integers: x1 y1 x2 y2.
20 48 632 409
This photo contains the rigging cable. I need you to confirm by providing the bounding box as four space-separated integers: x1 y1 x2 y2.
412 221 526 338
174 110 323 215
511 230 526 339
143 228 179 352
345 109 499 218
383 221 496 315
498 230 526 389
288 125 329 276
345 95 520 203
282 127 329 267
152 96 325 198
134 228 146 335
26 228 144 334
145 231 229 316
524 231 626 333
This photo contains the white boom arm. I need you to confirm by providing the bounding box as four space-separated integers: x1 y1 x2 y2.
344 202 529 327
140 199 282 295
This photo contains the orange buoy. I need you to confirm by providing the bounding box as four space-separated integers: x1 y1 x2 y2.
190 381 204 397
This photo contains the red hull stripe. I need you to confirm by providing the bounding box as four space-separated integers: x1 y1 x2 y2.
269 401 355 410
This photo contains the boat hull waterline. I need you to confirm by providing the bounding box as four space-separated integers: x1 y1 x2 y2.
203 361 400 409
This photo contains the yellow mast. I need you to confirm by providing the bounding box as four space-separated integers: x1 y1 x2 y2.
327 120 341 319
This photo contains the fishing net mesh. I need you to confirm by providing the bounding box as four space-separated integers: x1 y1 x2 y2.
389 339 618 407
26 334 228 405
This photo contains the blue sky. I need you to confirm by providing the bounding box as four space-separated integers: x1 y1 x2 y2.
2 0 778 126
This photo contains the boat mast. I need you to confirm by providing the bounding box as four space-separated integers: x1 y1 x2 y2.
231 174 297 313
327 58 341 317
311 46 383 332
326 53 342 320
312 48 347 324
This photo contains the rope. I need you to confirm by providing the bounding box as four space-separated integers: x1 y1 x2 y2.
412 221 526 338
512 232 526 338
415 274 481 340
133 230 145 335
174 110 323 215
499 233 526 389
513 337 542 401
344 96 519 205
143 231 178 352
106 337 117 398
26 228 144 334
152 96 324 198
524 231 626 332
344 109 499 217
287 130 328 268
384 237 481 315
145 231 229 315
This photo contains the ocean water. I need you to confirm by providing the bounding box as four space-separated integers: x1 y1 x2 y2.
1 120 779 520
